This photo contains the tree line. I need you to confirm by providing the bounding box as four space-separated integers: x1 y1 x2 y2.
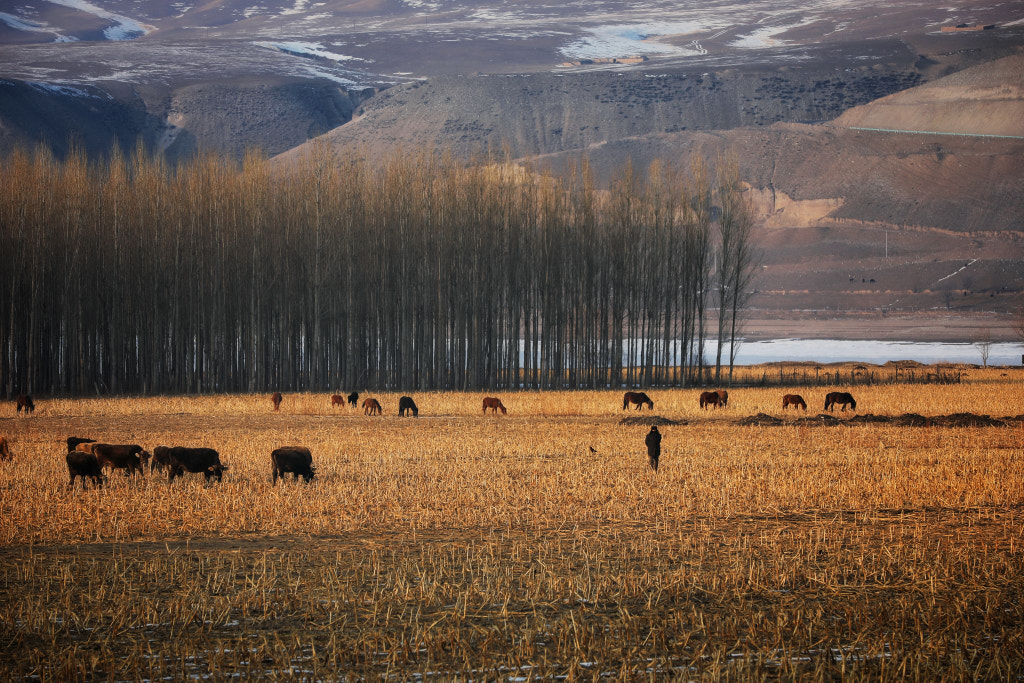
0 144 757 396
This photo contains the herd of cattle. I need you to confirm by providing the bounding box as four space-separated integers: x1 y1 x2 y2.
4 389 860 488
62 437 314 489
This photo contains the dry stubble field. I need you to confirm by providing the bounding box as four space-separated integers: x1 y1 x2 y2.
1 373 1023 679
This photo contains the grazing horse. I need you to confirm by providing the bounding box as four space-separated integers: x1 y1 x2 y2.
699 391 721 409
824 392 857 412
363 398 383 416
398 396 418 417
716 389 729 407
330 394 344 407
347 391 359 407
271 392 283 411
782 394 807 411
16 395 34 414
622 391 654 411
0 437 11 461
482 397 507 415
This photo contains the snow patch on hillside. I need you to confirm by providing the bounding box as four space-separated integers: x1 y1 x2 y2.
559 21 711 60
254 41 368 62
730 20 814 49
43 0 153 40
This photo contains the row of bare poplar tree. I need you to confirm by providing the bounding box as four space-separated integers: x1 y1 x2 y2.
0 145 756 396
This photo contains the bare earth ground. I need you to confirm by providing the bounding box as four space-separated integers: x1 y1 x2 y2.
740 311 1020 342
1 382 1023 677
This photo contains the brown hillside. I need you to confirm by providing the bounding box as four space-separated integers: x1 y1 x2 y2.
834 52 1024 136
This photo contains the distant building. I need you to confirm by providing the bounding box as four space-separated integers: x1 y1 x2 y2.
557 55 648 67
940 23 996 32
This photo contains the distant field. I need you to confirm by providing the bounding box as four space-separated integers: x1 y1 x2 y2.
1 375 1022 677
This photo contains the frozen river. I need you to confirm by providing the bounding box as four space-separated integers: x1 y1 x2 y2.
717 339 1022 366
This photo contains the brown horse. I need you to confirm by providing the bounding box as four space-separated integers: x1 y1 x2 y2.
716 389 729 407
271 392 283 411
622 391 654 411
482 397 507 415
699 391 721 409
824 392 857 412
330 394 344 407
782 394 807 411
363 398 383 416
16 395 34 414
0 437 11 461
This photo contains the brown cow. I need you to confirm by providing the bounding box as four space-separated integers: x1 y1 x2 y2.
482 397 507 415
699 391 721 409
363 398 383 416
66 436 95 453
0 437 12 461
79 443 147 477
150 445 172 474
331 394 345 407
16 394 34 414
271 392 283 411
782 394 807 411
66 451 104 489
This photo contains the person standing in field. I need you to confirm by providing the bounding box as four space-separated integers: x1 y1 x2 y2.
645 426 662 472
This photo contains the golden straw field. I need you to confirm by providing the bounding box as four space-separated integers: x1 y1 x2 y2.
1 371 1023 678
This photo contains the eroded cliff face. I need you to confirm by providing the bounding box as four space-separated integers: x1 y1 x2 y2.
283 66 925 161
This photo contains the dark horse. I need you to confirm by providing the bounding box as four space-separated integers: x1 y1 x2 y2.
271 392 283 411
699 391 721 409
482 397 507 415
824 392 857 412
398 396 418 417
363 398 383 416
16 395 34 414
622 392 654 411
347 391 359 407
782 394 807 411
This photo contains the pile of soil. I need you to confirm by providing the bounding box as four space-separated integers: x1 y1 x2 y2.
618 416 685 426
738 413 784 426
846 413 892 425
928 413 1007 428
792 413 843 426
890 413 931 427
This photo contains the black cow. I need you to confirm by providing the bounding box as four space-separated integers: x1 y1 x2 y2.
271 446 315 485
398 396 418 417
347 391 359 407
167 447 228 482
66 451 104 489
